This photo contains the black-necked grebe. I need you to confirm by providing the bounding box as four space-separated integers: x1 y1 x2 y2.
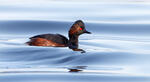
26 20 91 53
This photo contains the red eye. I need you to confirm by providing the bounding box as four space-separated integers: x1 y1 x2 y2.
79 27 83 30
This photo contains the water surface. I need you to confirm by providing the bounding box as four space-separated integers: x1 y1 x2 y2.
0 1 150 82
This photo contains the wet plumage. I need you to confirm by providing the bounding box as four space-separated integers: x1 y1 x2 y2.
26 20 91 53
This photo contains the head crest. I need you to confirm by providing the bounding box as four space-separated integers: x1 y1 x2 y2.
74 20 84 25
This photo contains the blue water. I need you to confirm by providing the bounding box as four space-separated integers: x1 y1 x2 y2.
0 1 150 82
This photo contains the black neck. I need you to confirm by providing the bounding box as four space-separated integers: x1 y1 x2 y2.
68 34 79 49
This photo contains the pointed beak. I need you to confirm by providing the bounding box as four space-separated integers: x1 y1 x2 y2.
84 30 91 34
